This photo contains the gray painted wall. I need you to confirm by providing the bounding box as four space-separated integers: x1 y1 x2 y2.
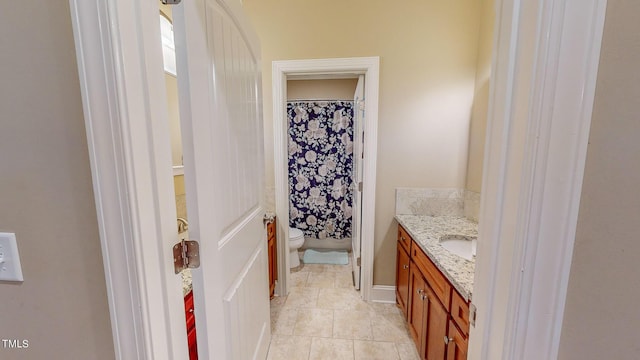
559 0 640 358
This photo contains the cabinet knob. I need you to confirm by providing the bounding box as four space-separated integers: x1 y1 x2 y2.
403 264 409 269
400 236 405 241
417 289 424 294
421 294 427 301
444 336 454 345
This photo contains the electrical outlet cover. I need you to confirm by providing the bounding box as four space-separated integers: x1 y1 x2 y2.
0 232 24 282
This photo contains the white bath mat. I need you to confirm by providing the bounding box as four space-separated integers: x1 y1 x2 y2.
302 249 349 265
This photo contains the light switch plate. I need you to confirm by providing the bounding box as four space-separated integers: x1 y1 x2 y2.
0 232 24 282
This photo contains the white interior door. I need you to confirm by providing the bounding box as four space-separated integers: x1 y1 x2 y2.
173 1 269 359
351 75 365 290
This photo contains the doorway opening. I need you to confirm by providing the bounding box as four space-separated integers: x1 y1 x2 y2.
285 77 361 290
272 57 380 301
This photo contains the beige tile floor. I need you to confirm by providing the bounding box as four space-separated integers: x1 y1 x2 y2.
267 252 420 360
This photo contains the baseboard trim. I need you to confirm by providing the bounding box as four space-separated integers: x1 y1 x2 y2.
369 285 396 303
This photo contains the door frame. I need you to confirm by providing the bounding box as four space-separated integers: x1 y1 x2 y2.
69 0 188 359
67 0 608 359
469 0 608 358
271 57 380 301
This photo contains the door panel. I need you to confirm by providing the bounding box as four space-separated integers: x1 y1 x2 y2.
174 0 268 359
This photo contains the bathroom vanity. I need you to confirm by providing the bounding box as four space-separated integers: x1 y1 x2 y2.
395 215 477 360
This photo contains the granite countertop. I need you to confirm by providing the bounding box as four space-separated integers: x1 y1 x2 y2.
395 214 477 301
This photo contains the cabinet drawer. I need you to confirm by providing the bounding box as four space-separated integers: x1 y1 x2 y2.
397 225 412 254
411 243 451 310
451 290 470 336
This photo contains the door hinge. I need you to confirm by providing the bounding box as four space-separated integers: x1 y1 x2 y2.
358 182 363 192
161 0 182 4
469 302 477 327
173 239 200 274
356 257 361 267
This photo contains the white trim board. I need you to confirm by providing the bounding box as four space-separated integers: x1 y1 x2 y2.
469 0 608 359
272 57 380 301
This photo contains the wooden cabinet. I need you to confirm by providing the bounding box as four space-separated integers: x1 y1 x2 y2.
446 320 468 360
408 265 427 345
267 218 277 299
424 286 449 360
408 256 448 360
396 231 411 317
184 290 198 360
397 224 470 360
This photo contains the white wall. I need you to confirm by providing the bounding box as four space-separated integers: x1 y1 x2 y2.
0 2 115 359
159 4 183 168
559 0 640 358
244 0 483 284
466 0 495 193
166 73 183 166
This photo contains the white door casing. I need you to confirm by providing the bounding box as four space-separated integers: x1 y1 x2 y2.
351 75 365 290
272 58 380 301
174 0 269 359
69 0 189 358
469 0 608 359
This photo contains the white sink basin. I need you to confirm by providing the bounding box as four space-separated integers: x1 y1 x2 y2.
439 235 477 261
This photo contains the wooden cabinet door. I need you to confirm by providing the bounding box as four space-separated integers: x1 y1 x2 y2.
424 286 448 360
408 264 427 351
446 320 468 360
396 244 411 318
183 291 198 360
267 219 277 299
268 235 276 298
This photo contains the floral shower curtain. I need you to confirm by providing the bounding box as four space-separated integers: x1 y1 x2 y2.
288 101 354 240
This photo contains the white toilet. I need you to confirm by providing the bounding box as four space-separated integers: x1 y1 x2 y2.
288 227 305 268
